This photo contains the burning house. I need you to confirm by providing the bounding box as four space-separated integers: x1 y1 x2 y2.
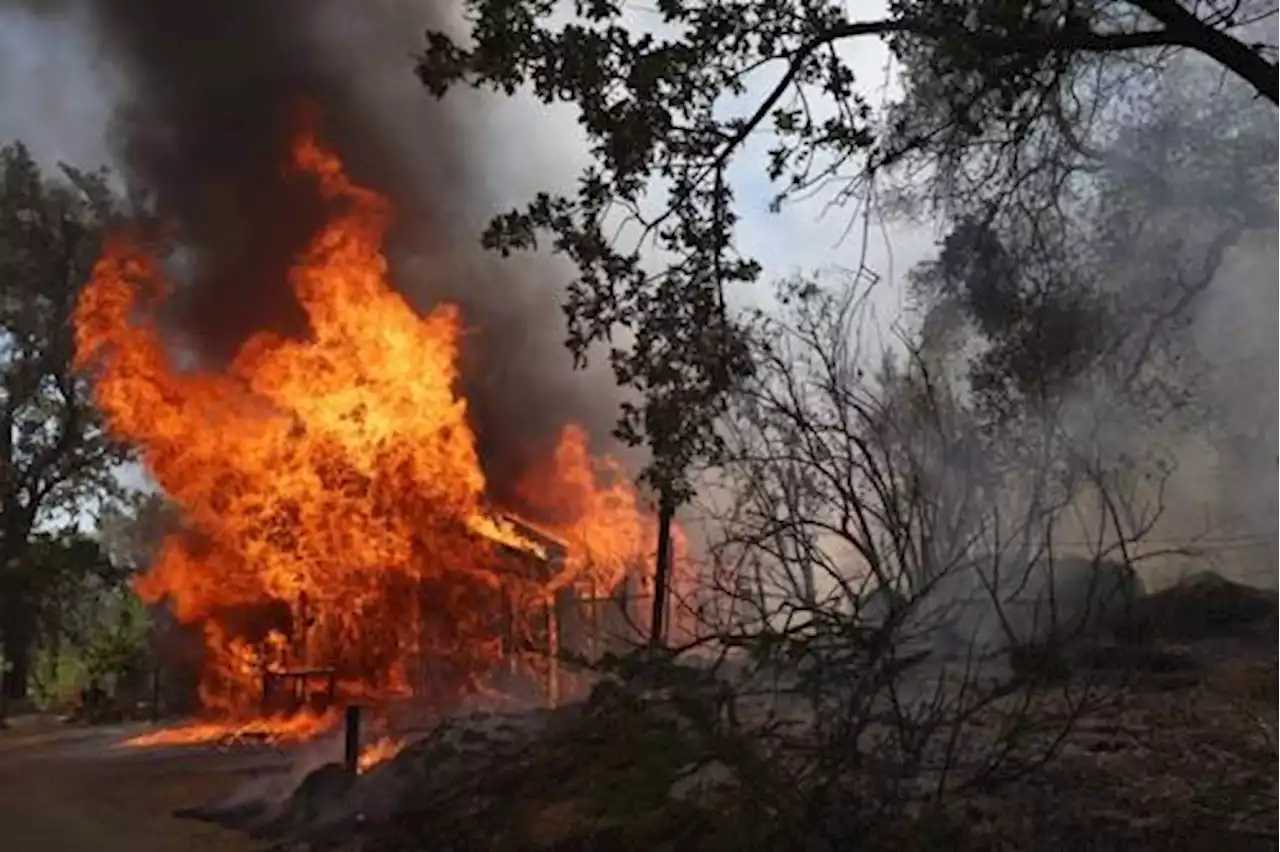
235 510 649 719
55 2 694 743
75 131 678 739
146 507 658 725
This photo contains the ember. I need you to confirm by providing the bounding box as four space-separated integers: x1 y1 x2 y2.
357 735 405 773
75 126 665 741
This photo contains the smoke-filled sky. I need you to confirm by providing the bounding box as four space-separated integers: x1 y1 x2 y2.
3 2 1270 589
0 1 933 506
0 3 932 279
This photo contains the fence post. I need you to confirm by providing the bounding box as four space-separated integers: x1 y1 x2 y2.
343 704 362 775
151 665 161 722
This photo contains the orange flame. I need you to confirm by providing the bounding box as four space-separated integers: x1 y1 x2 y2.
75 130 534 717
75 127 670 731
519 425 693 634
123 710 336 748
72 126 680 736
517 424 646 593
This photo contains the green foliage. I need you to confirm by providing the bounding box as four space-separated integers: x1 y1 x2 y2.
24 532 121 642
84 588 150 679
0 142 132 535
29 590 152 712
20 531 150 709
420 1 882 497
30 644 88 710
907 49 1277 424
0 140 135 697
35 603 151 715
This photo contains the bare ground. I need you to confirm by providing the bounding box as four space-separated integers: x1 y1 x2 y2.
0 718 276 852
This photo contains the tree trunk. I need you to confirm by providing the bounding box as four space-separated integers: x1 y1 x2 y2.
0 580 34 703
0 513 37 705
648 490 675 649
1 633 31 702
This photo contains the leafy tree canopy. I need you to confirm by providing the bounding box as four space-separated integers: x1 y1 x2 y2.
417 0 1276 497
909 49 1277 422
0 141 134 698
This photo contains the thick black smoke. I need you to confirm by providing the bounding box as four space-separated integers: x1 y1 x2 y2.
83 0 619 506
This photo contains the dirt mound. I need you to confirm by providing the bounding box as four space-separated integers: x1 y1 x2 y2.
179 704 601 848
177 676 743 852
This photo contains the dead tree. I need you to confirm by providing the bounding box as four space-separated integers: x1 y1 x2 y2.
682 268 1176 840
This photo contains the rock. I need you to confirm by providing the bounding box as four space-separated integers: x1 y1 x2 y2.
290 763 354 817
1067 642 1202 689
1122 572 1277 643
1008 642 1072 682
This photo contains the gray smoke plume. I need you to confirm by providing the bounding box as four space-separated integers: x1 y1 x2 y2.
78 0 619 507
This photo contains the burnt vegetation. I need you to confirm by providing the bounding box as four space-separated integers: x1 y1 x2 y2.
0 0 1275 850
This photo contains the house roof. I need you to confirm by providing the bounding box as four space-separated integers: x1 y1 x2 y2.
495 512 569 563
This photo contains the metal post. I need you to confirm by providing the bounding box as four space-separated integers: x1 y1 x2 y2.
343 704 362 775
151 665 161 722
506 586 517 665
0 644 7 727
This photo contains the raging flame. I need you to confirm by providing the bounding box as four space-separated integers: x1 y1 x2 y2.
517 425 693 635
124 710 336 748
517 425 646 593
75 127 664 740
75 131 507 717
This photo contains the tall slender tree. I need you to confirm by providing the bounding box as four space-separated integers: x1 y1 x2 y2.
0 143 132 700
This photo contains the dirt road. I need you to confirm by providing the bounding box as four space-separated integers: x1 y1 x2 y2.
0 719 275 852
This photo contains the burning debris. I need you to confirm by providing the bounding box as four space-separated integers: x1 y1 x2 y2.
74 127 678 744
355 734 404 774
